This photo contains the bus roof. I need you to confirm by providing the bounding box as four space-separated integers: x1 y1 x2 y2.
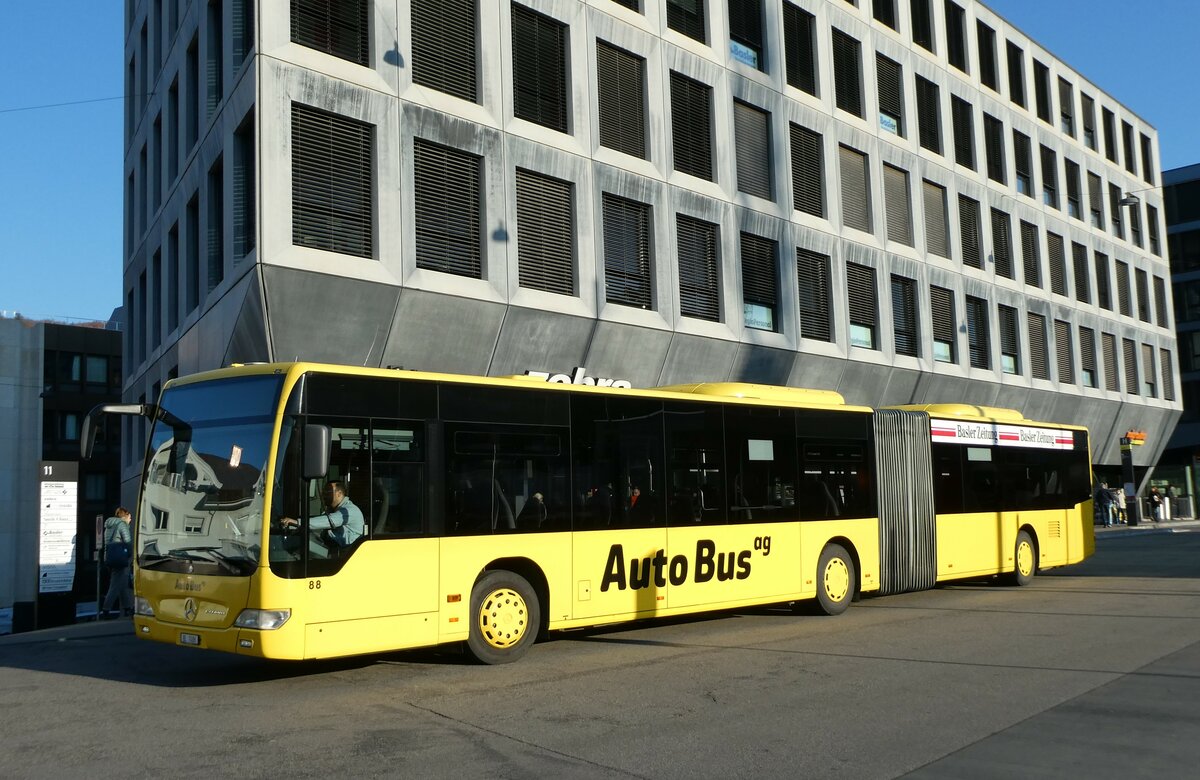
166 362 873 413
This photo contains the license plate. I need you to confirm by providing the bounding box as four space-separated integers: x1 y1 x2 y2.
179 632 201 646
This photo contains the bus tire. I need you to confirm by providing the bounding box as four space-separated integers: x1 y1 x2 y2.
1011 530 1036 586
467 570 540 665
816 544 855 616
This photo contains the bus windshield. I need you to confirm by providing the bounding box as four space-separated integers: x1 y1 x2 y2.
138 374 284 576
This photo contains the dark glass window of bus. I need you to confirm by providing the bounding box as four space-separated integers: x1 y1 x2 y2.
572 396 666 529
932 436 1091 514
725 405 798 523
796 409 874 520
444 423 570 534
664 401 726 525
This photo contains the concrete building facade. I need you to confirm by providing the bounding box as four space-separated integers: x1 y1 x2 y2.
121 0 1179 500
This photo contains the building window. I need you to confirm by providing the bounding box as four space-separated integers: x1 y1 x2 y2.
991 209 1013 279
1148 205 1161 256
512 4 568 132
876 54 904 137
728 0 765 70
1130 205 1144 248
1142 343 1157 397
790 123 824 217
915 76 941 154
678 215 720 322
186 194 200 312
1154 275 1168 327
291 104 374 259
1072 242 1090 304
958 194 981 269
983 113 1005 184
998 305 1019 374
734 100 772 200
233 0 255 64
516 168 574 295
151 249 162 349
966 295 990 369
602 193 652 309
1162 348 1176 401
1058 78 1074 136
1103 332 1119 391
186 35 199 152
1020 220 1040 288
1065 160 1082 220
797 248 833 342
977 22 998 90
1040 145 1058 209
944 1 967 72
1123 338 1139 395
1095 252 1111 310
1136 268 1151 322
1088 172 1104 229
1081 93 1097 150
1013 131 1032 196
291 0 369 66
167 222 179 332
1122 121 1137 176
882 164 913 246
1080 327 1098 388
923 180 949 258
1141 134 1155 185
1109 183 1125 240
950 96 974 169
873 0 897 29
670 72 713 181
783 2 817 96
207 154 224 291
411 0 478 102
667 0 706 44
1054 320 1074 384
831 28 863 118
1102 107 1118 163
1029 313 1049 380
847 262 878 350
911 0 934 52
597 41 646 159
891 275 919 357
1047 231 1067 296
233 110 255 260
207 0 223 118
152 114 162 214
839 145 871 233
1006 41 1024 108
413 138 481 278
741 232 778 331
1033 59 1052 123
1116 260 1131 316
931 285 955 363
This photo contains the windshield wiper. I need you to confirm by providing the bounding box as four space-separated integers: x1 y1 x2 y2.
146 546 254 575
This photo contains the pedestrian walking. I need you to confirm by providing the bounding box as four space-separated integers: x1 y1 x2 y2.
101 507 133 619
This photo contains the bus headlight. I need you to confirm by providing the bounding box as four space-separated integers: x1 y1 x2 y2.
134 596 155 617
233 609 291 630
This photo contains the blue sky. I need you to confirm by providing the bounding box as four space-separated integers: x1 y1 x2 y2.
1 1 1197 323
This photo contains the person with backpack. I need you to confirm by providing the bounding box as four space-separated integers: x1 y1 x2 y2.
101 507 133 619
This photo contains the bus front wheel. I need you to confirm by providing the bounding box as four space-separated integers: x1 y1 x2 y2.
467 570 541 665
816 544 856 616
1011 530 1036 586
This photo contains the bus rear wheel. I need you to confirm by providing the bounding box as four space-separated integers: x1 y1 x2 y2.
467 570 540 665
816 544 855 616
1010 530 1036 586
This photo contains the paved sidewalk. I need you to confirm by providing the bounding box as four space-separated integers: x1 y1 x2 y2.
1094 516 1200 536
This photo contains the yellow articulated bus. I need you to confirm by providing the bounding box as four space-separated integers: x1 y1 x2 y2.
84 362 1094 664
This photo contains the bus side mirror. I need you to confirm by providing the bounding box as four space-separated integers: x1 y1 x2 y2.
81 403 153 460
303 424 331 480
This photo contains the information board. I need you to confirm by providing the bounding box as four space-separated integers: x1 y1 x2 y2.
38 461 78 594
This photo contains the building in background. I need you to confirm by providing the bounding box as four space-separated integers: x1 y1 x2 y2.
0 315 123 629
1156 163 1200 516
121 0 1178 502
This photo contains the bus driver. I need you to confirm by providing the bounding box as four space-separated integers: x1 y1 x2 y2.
280 480 365 554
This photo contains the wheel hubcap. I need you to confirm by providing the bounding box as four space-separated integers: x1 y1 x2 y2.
479 587 528 649
824 558 850 603
1016 541 1034 577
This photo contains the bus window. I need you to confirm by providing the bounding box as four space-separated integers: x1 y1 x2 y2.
445 425 570 535
572 396 665 529
798 442 875 520
725 406 796 524
665 402 725 525
931 446 964 513
370 422 426 537
961 446 999 512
